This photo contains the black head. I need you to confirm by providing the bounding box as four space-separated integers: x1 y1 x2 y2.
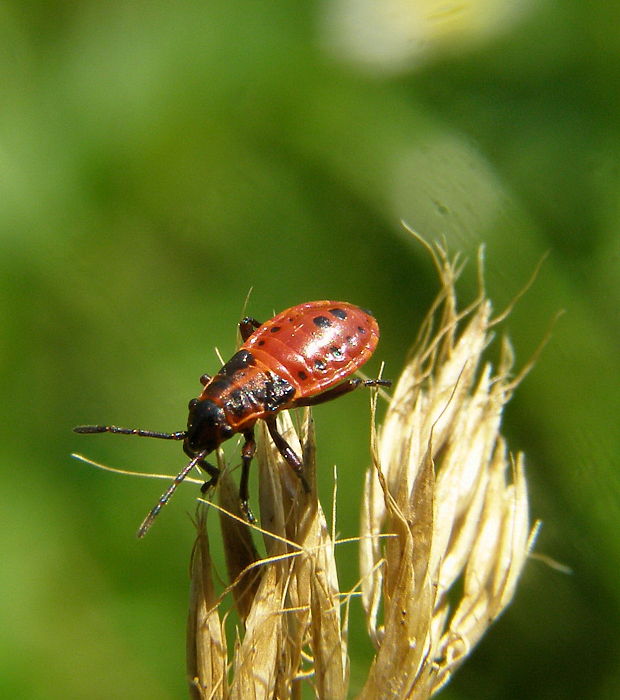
184 398 234 455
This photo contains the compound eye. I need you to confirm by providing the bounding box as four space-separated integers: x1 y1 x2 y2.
188 398 199 410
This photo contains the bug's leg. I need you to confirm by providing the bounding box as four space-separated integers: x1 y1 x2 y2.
239 316 262 342
293 378 391 408
183 443 220 494
197 459 220 494
239 429 256 523
264 415 310 493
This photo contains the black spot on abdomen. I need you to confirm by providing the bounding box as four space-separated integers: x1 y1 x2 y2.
328 307 347 320
313 315 332 328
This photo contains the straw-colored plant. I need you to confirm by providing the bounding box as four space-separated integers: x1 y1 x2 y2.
187 244 539 699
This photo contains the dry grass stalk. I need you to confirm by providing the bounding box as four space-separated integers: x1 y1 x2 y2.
187 507 227 700
187 246 536 699
189 410 348 699
359 245 537 698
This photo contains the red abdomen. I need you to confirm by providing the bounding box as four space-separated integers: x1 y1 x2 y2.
242 300 379 396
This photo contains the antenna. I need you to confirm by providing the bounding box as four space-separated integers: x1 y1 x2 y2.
73 424 196 537
136 451 208 538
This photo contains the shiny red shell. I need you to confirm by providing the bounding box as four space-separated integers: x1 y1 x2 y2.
192 300 381 436
243 300 379 395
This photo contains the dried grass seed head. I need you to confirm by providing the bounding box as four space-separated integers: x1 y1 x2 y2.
360 247 537 697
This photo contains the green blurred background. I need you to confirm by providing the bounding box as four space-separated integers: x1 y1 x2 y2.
2 1 619 698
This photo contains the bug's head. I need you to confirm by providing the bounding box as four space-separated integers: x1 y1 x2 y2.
184 398 234 455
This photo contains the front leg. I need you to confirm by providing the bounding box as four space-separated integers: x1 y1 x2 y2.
197 460 220 493
183 444 220 493
239 316 262 342
264 415 310 493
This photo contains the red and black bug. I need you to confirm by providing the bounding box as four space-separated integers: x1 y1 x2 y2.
74 300 389 537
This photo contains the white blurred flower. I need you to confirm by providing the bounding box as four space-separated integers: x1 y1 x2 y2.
322 0 536 72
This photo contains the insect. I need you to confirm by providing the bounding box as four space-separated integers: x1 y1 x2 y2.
74 300 389 537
